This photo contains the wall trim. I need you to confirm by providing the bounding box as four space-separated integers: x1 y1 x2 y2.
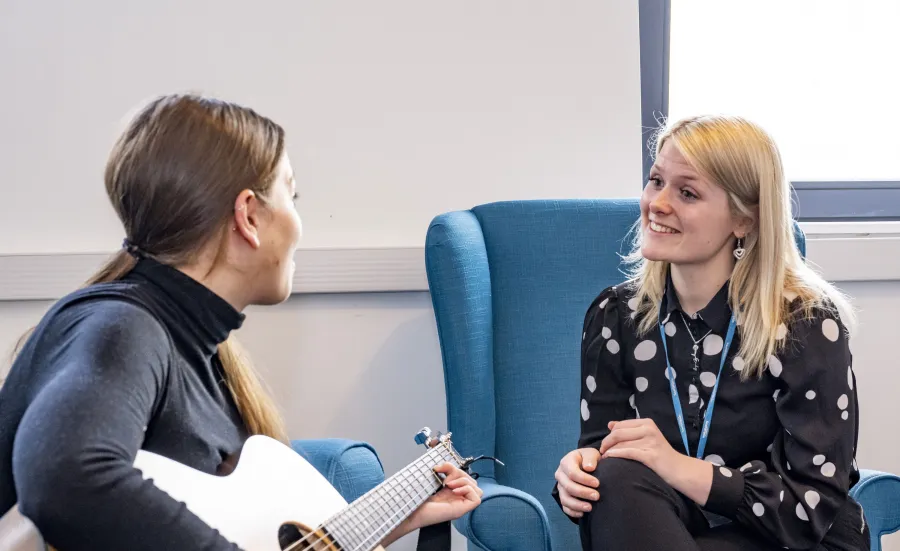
1 237 898 301
0 248 429 302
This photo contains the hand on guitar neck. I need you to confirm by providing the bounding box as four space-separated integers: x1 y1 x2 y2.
381 461 482 547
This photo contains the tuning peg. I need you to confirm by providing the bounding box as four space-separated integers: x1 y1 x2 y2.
415 427 432 447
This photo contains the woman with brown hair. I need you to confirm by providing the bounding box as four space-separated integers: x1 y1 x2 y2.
0 94 480 550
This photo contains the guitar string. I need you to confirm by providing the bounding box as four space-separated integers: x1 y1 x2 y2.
284 445 457 551
341 450 449 550
287 456 442 551
349 447 456 551
290 451 446 551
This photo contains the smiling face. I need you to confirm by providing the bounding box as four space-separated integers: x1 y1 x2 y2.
640 141 745 268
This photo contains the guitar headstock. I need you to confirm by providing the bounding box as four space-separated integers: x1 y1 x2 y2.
415 427 464 464
415 426 505 476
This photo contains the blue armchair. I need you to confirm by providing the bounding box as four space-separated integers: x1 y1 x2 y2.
291 438 385 503
424 199 900 551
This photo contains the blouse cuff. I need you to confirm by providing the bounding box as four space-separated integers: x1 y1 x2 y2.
704 465 745 518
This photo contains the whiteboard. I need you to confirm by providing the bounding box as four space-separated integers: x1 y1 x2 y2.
0 0 642 254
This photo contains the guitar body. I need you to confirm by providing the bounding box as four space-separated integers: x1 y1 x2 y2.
1 435 386 551
133 435 369 550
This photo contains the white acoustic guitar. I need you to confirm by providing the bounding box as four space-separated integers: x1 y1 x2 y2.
0 428 470 551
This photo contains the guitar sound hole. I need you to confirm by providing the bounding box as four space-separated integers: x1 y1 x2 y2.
278 523 303 549
278 522 337 550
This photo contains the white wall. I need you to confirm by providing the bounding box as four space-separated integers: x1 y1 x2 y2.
0 0 641 254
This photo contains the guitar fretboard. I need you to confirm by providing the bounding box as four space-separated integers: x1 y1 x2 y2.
321 443 460 551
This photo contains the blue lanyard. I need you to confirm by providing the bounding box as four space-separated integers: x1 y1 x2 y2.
657 306 737 459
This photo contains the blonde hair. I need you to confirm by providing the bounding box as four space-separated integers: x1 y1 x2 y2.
626 115 854 379
13 95 288 443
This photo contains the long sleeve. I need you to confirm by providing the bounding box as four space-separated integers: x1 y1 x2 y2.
12 301 241 551
704 306 860 548
552 286 634 519
577 286 636 449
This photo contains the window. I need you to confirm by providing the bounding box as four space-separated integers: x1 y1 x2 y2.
640 0 900 221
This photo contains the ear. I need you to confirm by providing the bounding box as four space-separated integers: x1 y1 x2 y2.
733 206 758 240
232 190 261 249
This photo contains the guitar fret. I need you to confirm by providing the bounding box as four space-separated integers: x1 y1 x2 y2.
336 514 363 551
353 490 382 547
325 517 354 551
323 445 463 551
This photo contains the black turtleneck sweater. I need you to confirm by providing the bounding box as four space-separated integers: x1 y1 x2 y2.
0 258 248 550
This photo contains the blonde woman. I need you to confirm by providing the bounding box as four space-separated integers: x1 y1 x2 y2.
553 116 868 550
0 94 480 550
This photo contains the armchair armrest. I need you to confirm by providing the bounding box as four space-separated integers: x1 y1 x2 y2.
850 469 900 551
453 478 552 551
291 438 385 503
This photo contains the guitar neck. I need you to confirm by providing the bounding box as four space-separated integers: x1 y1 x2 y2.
321 443 462 551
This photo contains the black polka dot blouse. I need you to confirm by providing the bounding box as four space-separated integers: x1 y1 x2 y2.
577 276 868 549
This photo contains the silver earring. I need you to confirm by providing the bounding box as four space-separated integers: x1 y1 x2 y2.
733 237 746 260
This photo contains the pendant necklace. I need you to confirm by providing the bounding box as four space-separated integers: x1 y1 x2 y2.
679 311 712 370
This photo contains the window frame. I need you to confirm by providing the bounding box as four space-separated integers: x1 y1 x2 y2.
638 0 900 222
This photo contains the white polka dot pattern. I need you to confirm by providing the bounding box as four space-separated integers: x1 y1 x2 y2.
576 284 861 545
703 334 724 355
665 321 677 336
805 490 821 509
776 324 788 340
704 454 724 466
688 384 699 404
634 340 657 362
767 355 783 377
